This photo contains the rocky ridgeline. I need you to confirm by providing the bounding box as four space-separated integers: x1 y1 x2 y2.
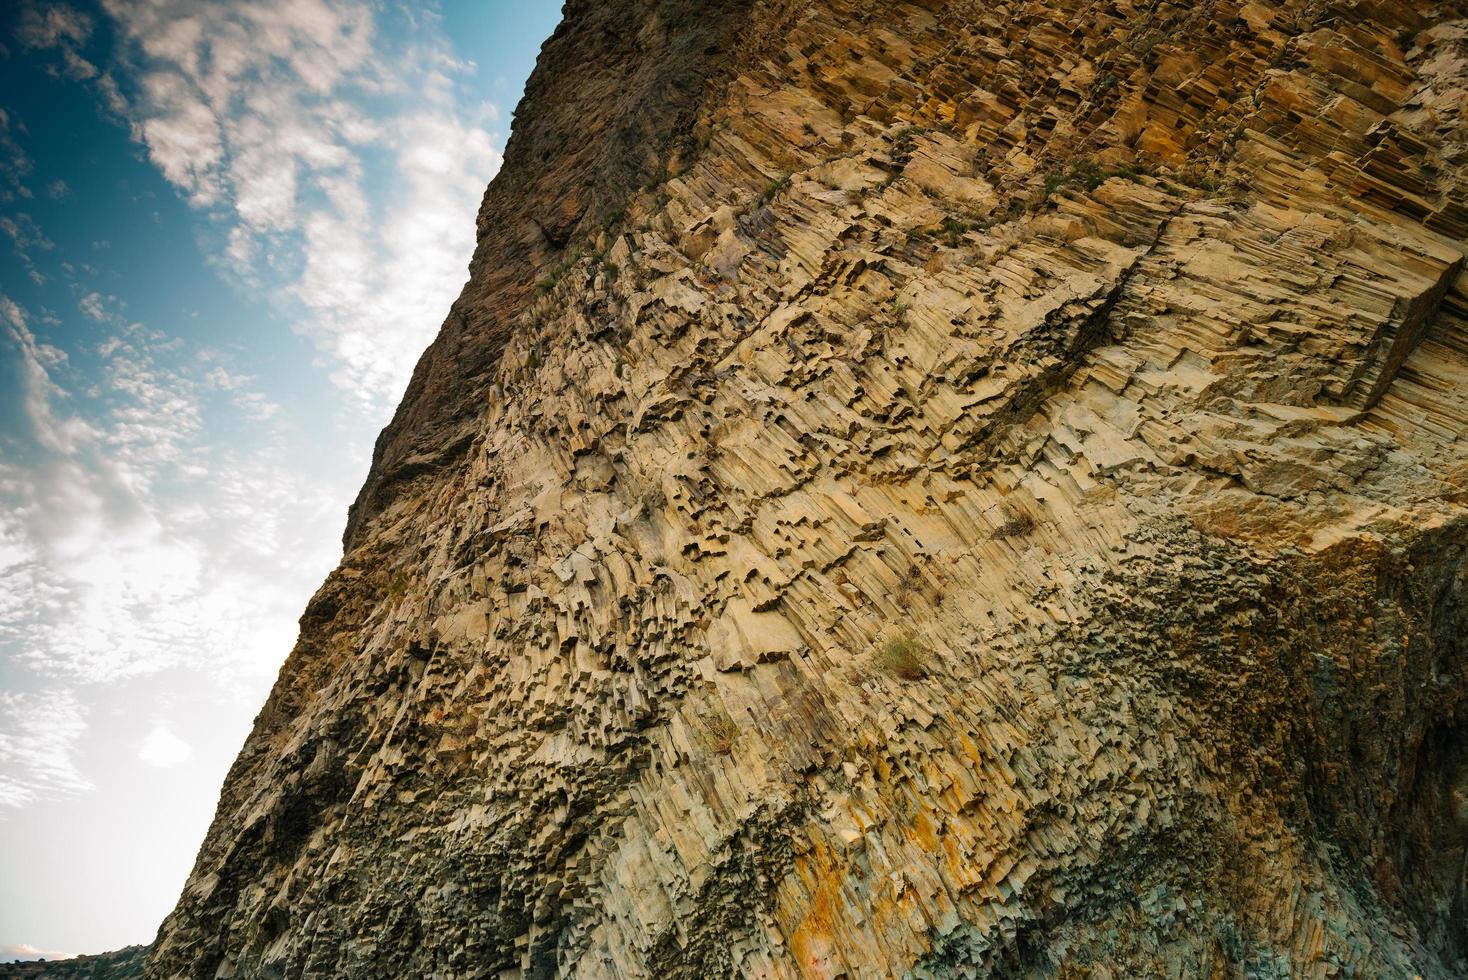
0 947 148 980
148 1 1468 977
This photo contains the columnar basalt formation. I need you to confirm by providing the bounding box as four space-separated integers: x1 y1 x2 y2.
149 1 1468 978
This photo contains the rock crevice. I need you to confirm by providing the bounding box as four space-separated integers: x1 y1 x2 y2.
150 2 1468 978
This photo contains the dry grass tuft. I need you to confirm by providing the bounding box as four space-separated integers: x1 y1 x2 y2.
878 635 929 680
705 712 740 755
991 511 1036 539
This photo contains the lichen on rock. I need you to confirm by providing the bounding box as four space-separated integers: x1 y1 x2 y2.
148 1 1468 978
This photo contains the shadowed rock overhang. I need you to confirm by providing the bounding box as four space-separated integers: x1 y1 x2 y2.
149 1 1468 978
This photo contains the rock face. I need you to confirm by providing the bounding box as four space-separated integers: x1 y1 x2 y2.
149 1 1468 977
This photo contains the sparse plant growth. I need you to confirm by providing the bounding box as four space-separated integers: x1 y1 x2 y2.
759 172 792 204
1027 159 1154 210
601 259 619 282
902 214 977 248
704 711 740 755
878 635 929 680
940 216 970 247
535 248 584 294
892 125 927 165
895 570 923 609
992 510 1036 539
387 571 410 599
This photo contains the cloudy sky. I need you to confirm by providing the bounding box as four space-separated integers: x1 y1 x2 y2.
0 0 560 960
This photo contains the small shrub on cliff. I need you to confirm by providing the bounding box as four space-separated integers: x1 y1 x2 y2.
704 712 740 755
991 510 1036 539
759 172 792 204
895 570 924 609
387 571 410 599
878 635 929 680
940 216 970 247
1030 159 1153 210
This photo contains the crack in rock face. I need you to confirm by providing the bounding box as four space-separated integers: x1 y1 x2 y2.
145 1 1468 978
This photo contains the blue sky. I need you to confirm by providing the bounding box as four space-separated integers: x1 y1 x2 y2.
0 0 561 960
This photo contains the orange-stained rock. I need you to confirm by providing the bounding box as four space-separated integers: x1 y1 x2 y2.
148 1 1468 978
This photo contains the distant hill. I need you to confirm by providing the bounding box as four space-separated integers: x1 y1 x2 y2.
0 946 147 979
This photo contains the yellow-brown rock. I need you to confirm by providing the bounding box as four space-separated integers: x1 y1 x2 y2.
148 1 1468 977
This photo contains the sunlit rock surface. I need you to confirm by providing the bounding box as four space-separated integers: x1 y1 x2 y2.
149 1 1468 977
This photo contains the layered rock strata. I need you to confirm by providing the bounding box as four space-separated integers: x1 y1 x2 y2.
150 1 1468 977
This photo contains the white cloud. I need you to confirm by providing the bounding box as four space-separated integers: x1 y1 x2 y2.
2 296 91 457
0 108 35 203
100 0 502 408
0 1 513 830
1 213 54 252
77 292 109 322
13 5 93 51
13 4 101 83
0 296 341 684
0 942 75 961
0 690 92 809
232 390 279 422
202 366 247 390
139 723 192 768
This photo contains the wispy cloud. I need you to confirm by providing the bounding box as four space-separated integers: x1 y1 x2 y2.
0 689 92 809
0 108 35 203
13 5 92 52
0 212 53 252
90 0 503 407
0 0 512 826
0 295 339 684
13 3 102 84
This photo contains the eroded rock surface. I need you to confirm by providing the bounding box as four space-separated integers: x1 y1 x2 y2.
149 1 1468 977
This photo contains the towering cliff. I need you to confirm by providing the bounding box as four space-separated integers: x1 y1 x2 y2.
149 1 1468 977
